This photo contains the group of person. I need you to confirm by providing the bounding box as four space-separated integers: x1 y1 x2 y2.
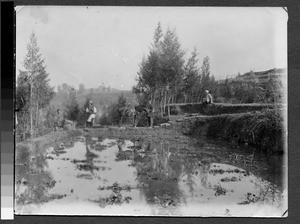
130 103 155 128
54 90 213 130
54 100 97 131
117 101 155 128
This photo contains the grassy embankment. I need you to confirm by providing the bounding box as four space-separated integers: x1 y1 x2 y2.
174 104 285 154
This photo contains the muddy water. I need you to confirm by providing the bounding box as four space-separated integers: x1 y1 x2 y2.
15 135 287 217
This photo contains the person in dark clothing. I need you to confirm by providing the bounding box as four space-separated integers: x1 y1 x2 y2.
54 109 65 131
118 106 129 127
132 105 148 127
145 101 155 128
130 103 155 128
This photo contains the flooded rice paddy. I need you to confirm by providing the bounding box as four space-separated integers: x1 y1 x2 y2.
15 134 287 217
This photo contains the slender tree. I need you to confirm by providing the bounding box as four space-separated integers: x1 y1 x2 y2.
134 24 185 116
183 48 200 103
16 32 54 138
65 87 80 121
198 56 213 102
78 83 85 95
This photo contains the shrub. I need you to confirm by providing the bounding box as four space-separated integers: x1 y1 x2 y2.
98 113 112 125
228 98 240 104
154 116 169 125
98 95 132 126
215 97 226 103
167 105 180 115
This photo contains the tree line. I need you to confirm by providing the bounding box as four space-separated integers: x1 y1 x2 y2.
133 23 283 115
16 29 283 141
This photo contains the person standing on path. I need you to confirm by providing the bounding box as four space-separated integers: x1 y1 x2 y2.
86 101 97 127
146 101 155 128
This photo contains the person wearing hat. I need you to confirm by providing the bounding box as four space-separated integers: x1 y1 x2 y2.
204 90 213 104
86 100 97 127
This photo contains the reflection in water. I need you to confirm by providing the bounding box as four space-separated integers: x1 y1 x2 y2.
15 145 56 210
132 142 184 215
15 136 287 216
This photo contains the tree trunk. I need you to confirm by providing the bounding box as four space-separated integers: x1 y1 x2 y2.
163 90 167 114
167 95 171 119
160 91 163 117
30 81 33 138
36 102 39 137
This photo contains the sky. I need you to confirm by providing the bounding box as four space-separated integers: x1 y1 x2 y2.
16 6 287 91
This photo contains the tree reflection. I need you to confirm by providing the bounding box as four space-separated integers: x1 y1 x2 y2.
133 141 185 210
15 144 55 206
116 139 135 161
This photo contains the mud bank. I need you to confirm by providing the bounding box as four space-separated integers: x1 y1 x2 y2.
174 109 284 154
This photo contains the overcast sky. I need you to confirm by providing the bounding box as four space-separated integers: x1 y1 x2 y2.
16 6 287 91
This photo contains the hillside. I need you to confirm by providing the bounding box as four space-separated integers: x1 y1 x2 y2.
50 85 137 118
217 68 287 84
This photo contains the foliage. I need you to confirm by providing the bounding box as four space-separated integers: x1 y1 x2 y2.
213 71 284 104
50 82 138 126
16 32 54 140
133 23 217 116
98 94 169 127
183 48 200 103
99 95 130 126
65 88 80 121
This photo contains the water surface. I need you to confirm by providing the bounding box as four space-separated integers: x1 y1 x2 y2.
15 135 287 216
